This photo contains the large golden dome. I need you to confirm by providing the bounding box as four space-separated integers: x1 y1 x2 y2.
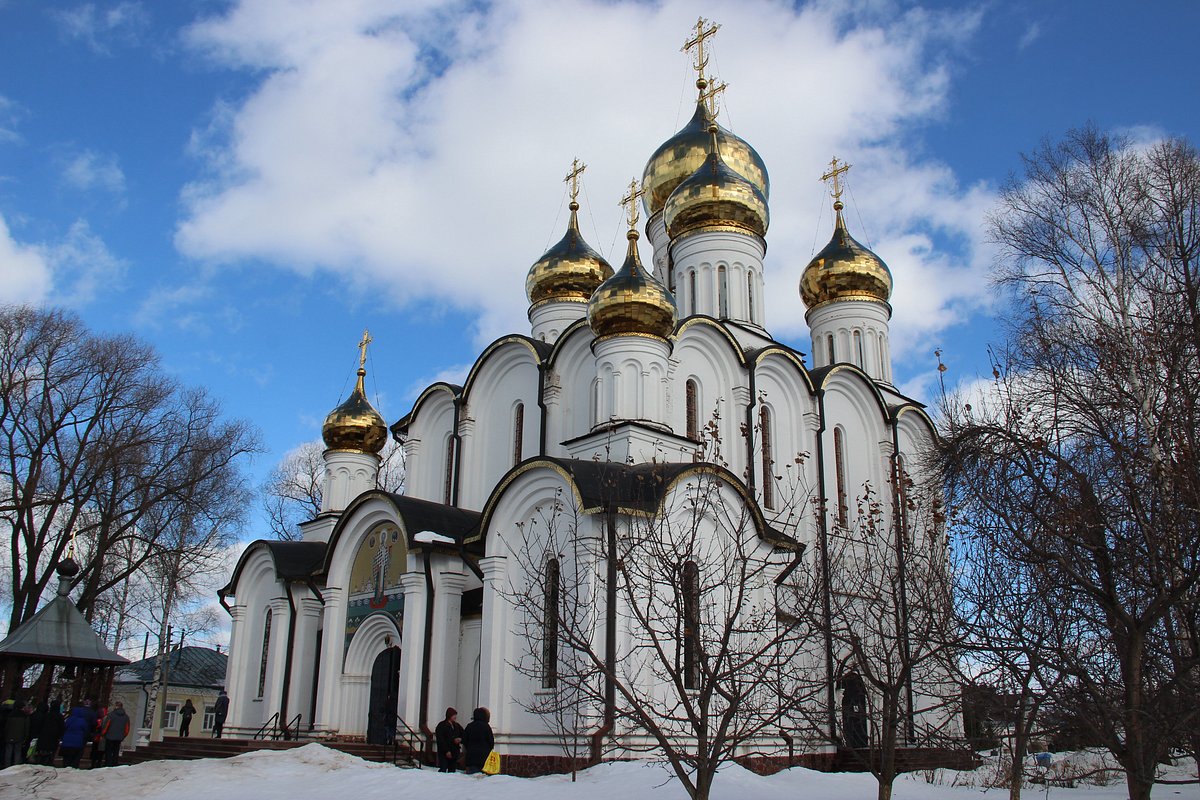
588 228 678 340
642 80 768 220
800 201 892 311
322 368 387 454
526 201 613 307
665 124 769 240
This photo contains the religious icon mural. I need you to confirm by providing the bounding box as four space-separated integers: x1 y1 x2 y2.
345 523 406 654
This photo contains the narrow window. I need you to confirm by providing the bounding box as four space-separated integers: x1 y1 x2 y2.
682 561 700 689
747 273 755 322
827 334 835 365
854 330 864 368
543 558 560 688
257 609 273 698
834 428 848 528
590 378 600 425
760 406 775 510
718 265 729 318
513 403 525 466
685 379 699 439
689 270 697 316
895 454 910 538
443 437 455 504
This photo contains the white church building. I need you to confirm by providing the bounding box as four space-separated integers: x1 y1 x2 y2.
220 29 955 771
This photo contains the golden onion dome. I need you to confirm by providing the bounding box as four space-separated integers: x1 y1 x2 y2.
665 124 769 240
526 201 613 307
322 368 387 454
642 80 769 219
588 228 678 340
800 201 893 311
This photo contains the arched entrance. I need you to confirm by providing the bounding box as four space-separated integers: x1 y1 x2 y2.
366 645 401 744
841 673 869 749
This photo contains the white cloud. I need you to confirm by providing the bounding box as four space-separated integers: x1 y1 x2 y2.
52 2 149 54
176 0 997 368
0 213 52 304
61 149 127 195
1017 22 1041 51
0 95 23 143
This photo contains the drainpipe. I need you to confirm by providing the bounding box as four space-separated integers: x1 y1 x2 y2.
590 505 618 763
814 388 837 743
278 582 298 739
890 416 915 744
419 548 436 756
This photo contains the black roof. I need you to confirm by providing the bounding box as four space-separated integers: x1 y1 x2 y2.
0 586 128 667
115 646 227 688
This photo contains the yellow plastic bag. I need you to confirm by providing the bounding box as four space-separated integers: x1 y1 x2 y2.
482 750 501 775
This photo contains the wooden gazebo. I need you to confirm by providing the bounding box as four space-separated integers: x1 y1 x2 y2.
0 559 128 706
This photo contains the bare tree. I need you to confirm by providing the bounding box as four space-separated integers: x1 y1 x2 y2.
784 475 963 800
0 305 260 632
506 466 806 800
261 438 405 540
937 128 1200 800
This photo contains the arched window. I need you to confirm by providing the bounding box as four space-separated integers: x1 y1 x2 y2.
257 608 273 698
760 406 775 510
854 330 864 368
747 273 755 322
443 437 455 505
543 558 560 689
590 378 600 425
682 560 700 689
685 379 699 440
834 428 848 528
512 402 525 466
718 265 729 318
689 270 697 316
895 454 910 538
827 334 835 365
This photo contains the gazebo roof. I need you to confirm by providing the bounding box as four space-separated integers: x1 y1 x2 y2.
0 561 128 667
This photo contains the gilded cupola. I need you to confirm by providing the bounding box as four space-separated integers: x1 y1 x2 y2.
800 198 893 311
588 181 678 340
527 161 613 307
642 77 769 221
664 122 769 240
322 332 388 454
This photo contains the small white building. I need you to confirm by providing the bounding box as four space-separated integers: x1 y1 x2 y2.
220 39 955 769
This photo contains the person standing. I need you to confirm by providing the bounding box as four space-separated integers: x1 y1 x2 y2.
434 707 463 773
100 701 130 767
461 707 494 775
34 699 64 766
59 704 94 768
89 706 107 768
2 699 31 767
212 689 229 738
179 699 196 738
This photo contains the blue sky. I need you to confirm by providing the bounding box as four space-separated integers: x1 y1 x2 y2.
2 0 1198 548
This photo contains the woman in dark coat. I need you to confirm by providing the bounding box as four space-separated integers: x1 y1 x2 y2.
433 707 462 772
462 707 494 774
34 700 64 766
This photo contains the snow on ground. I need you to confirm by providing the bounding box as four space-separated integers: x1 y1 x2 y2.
1 745 1197 800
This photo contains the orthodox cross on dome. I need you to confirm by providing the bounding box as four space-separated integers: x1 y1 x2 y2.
698 78 727 121
821 157 852 205
683 17 720 83
620 178 645 230
357 328 372 370
564 158 587 203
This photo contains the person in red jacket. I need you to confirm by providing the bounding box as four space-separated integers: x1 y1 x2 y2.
100 701 131 767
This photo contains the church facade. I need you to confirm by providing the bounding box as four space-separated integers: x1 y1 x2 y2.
220 32 956 765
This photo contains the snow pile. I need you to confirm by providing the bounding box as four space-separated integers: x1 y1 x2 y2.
1 744 1196 800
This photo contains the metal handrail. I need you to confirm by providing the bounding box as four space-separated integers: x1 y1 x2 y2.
282 713 303 741
389 712 425 766
254 712 280 740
